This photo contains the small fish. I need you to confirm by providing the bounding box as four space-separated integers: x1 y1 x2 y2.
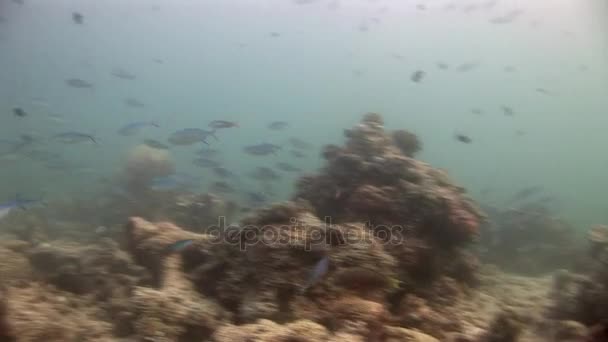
288 137 312 150
501 105 514 116
210 181 235 194
143 139 169 150
166 239 193 253
12 107 27 117
65 78 93 89
169 128 216 146
249 167 281 182
243 143 281 156
290 150 307 158
72 12 84 25
436 62 449 70
117 121 159 136
192 158 220 168
269 32 281 38
124 98 145 108
111 68 136 80
454 133 472 144
12 0 24 5
52 132 97 144
212 166 236 178
503 66 516 73
301 256 329 293
246 191 268 205
535 88 554 96
276 162 301 173
457 62 480 72
416 4 427 10
509 186 544 203
0 195 41 221
471 108 483 115
489 9 524 24
267 121 289 130
411 70 425 83
209 120 238 129
196 148 220 158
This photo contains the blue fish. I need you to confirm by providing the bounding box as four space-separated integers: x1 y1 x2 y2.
301 256 329 293
0 195 41 221
118 121 159 136
166 239 194 252
52 132 97 144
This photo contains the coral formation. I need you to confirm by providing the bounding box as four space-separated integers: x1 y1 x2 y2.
121 144 175 194
392 129 422 157
4 113 600 341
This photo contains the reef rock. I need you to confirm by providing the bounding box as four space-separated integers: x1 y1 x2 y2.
295 113 484 305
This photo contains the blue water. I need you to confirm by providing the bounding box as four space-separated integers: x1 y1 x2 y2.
0 0 607 228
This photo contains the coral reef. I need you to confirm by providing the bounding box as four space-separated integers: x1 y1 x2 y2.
547 225 608 341
121 144 175 194
479 204 584 275
295 113 484 306
4 113 599 341
392 129 422 157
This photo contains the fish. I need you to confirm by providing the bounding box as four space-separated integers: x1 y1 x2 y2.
196 148 221 158
501 105 514 116
288 137 312 150
143 139 169 150
192 158 220 168
276 162 301 173
490 9 524 24
212 167 236 178
436 62 449 70
0 195 41 221
166 240 193 253
416 4 427 10
65 78 93 89
209 120 238 129
290 150 306 158
12 0 24 5
243 143 281 156
117 121 159 136
52 132 97 144
268 121 289 130
269 32 281 38
301 256 329 293
411 70 425 83
248 167 281 182
150 173 201 191
246 191 268 205
12 107 27 117
209 181 235 194
456 62 480 72
454 133 472 144
471 108 483 115
168 128 216 146
535 88 554 96
508 186 544 203
72 12 84 25
111 68 136 80
124 98 145 108
503 66 516 73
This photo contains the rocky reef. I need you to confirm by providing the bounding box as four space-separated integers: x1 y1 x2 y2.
547 225 608 341
0 113 604 341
